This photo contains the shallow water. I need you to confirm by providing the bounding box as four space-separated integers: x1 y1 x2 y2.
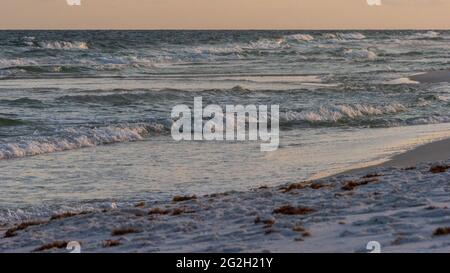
1 30 450 222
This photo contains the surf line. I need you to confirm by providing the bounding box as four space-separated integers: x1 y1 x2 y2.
171 97 279 152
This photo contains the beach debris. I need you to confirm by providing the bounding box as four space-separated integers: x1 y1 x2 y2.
341 178 379 191
4 220 47 238
134 201 146 208
391 236 405 245
433 227 450 236
148 207 171 215
254 216 276 235
273 205 315 215
254 216 275 226
301 231 311 237
292 224 311 237
208 192 230 198
280 181 332 193
103 239 121 248
402 166 417 171
429 165 450 173
50 211 90 221
362 173 382 179
262 219 275 228
33 241 69 252
310 182 332 189
280 182 310 192
111 227 140 236
292 225 306 232
172 195 197 202
148 207 192 216
171 207 189 215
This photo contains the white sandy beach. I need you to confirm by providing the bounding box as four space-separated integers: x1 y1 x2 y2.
1 29 450 253
1 137 450 253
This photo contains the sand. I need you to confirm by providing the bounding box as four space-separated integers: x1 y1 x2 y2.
1 138 450 252
342 137 450 176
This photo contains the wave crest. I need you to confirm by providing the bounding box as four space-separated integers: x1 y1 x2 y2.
285 34 314 42
35 41 89 50
336 32 366 40
0 122 170 160
343 49 377 60
283 103 407 124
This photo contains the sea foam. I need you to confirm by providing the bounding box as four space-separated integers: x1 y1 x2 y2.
0 123 169 160
36 41 89 50
283 103 407 124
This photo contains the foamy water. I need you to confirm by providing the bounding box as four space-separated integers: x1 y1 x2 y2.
1 30 450 222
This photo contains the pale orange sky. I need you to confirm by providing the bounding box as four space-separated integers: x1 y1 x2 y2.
1 0 450 29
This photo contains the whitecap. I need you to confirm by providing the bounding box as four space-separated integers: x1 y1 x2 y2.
343 49 377 60
283 103 407 124
0 58 37 68
384 77 419 85
412 31 440 39
336 32 366 40
0 122 170 160
36 41 89 50
285 34 314 42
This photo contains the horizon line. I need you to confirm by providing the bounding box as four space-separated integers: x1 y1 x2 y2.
1 28 449 31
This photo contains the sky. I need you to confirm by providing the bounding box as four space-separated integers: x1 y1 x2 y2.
1 0 450 29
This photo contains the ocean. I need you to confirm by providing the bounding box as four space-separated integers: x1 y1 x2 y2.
1 30 450 222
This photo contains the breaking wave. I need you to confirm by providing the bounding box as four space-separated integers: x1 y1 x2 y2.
282 103 407 125
285 34 314 42
409 115 450 125
343 49 377 60
334 32 367 40
411 31 441 40
384 77 419 85
34 41 89 50
0 122 170 160
0 58 37 69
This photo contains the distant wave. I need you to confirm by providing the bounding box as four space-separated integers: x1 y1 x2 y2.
411 31 441 40
384 77 419 85
0 122 170 160
0 58 37 69
332 32 367 40
27 40 89 50
284 34 314 42
0 97 47 108
343 49 377 61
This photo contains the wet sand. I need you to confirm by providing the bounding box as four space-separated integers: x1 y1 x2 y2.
343 134 450 176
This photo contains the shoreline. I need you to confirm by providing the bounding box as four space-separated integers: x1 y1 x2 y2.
2 145 450 252
340 136 450 177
